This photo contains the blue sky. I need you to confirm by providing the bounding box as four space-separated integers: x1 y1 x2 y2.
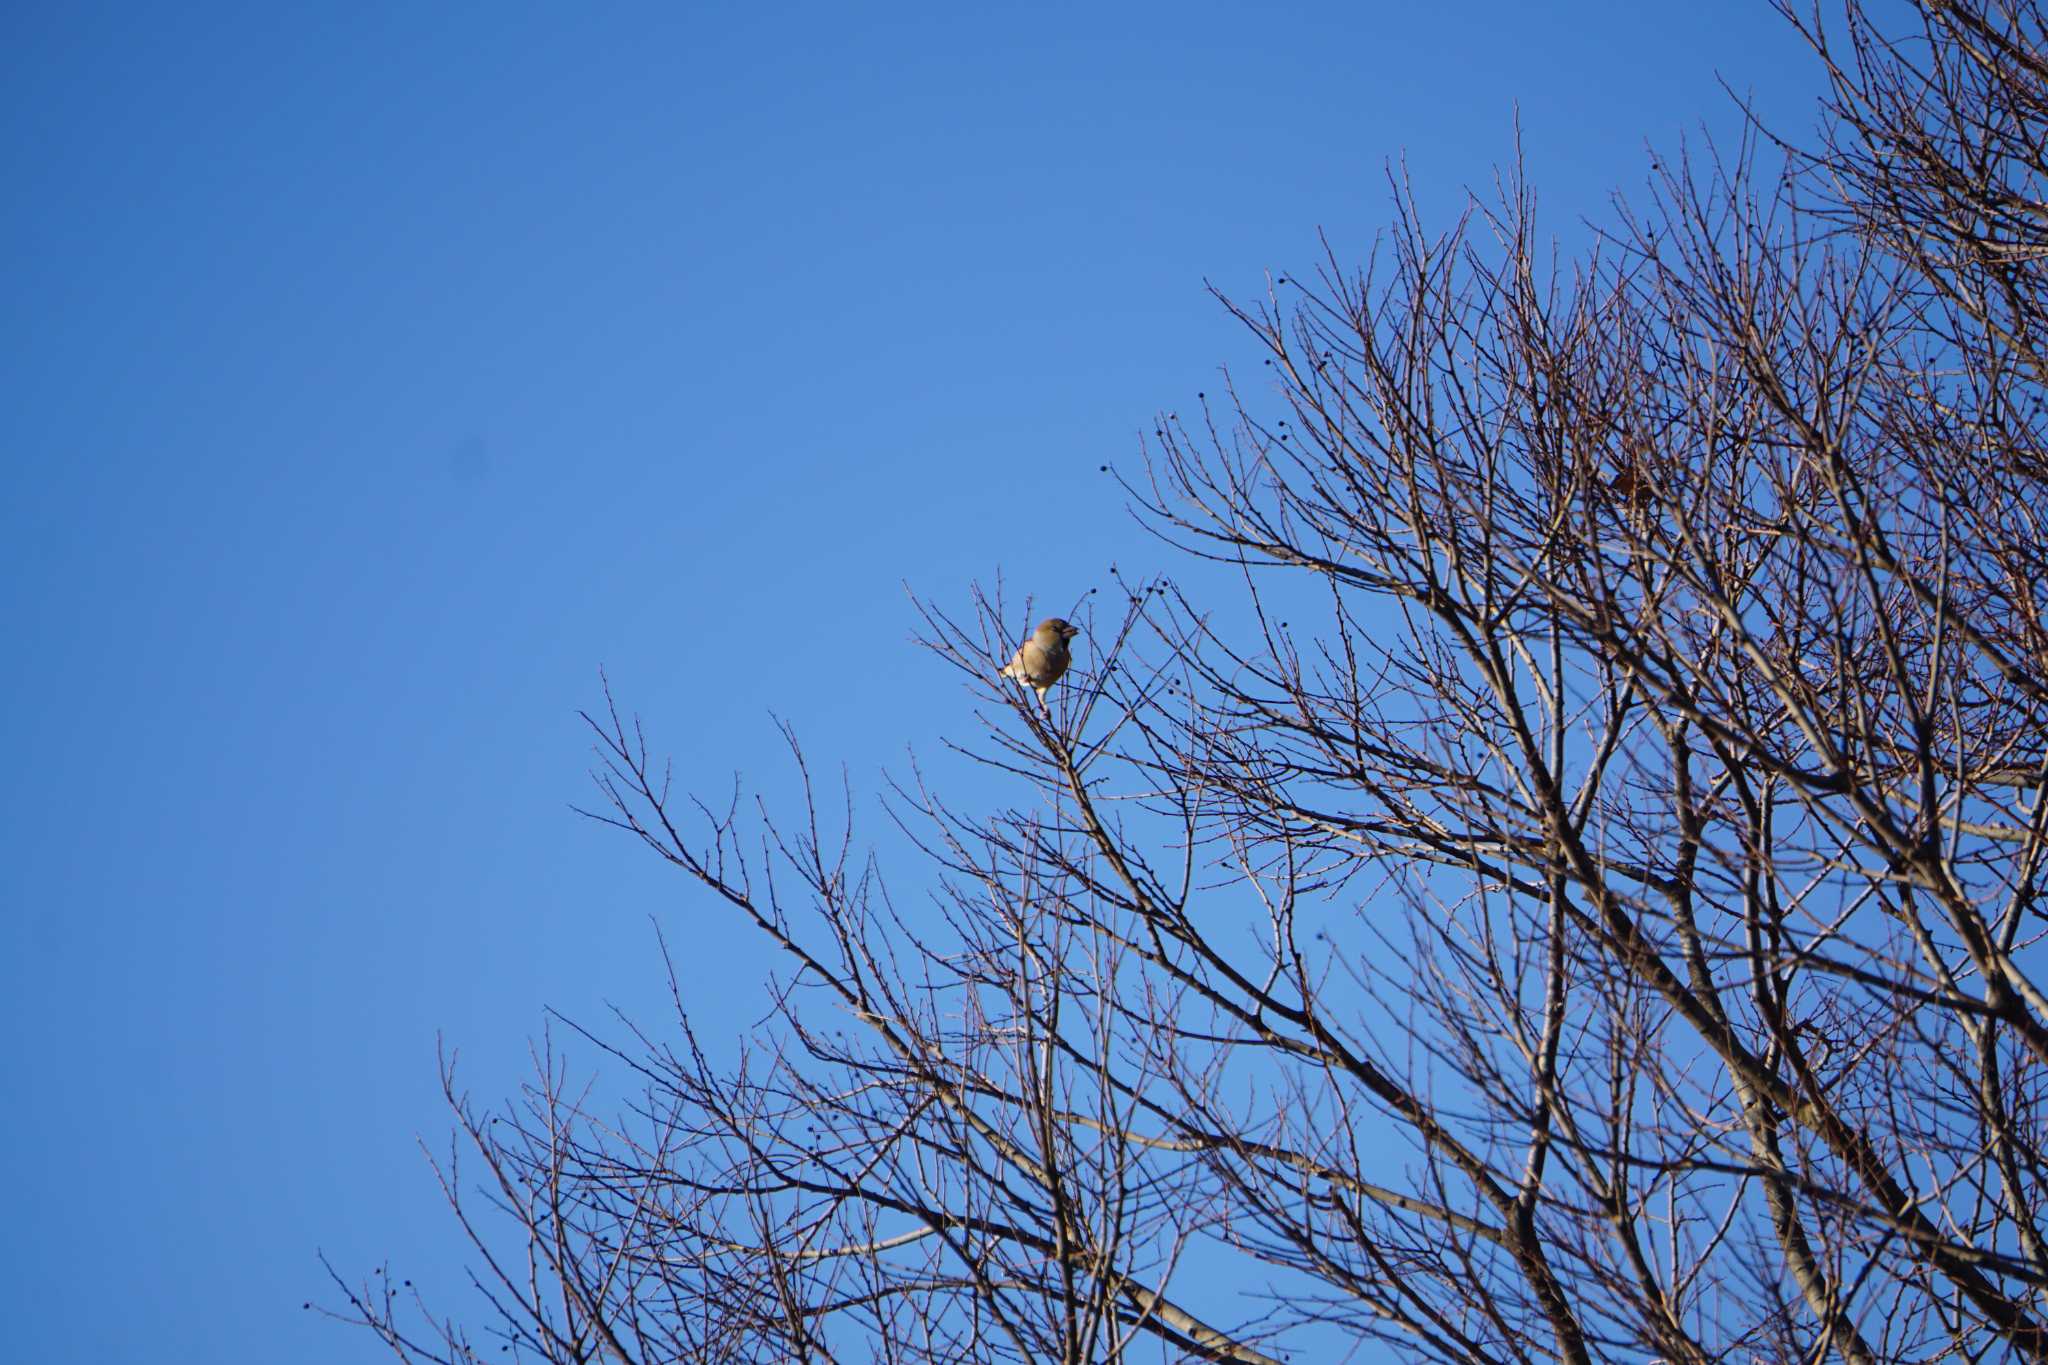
1 3 1839 1360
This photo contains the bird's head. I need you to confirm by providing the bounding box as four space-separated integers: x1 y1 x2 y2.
1040 618 1079 643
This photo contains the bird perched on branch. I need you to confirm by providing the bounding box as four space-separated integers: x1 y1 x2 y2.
1001 618 1080 704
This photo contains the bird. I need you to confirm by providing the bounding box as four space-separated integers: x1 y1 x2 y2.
1001 618 1080 704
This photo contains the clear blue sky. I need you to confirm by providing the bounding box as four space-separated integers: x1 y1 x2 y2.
1 3 1838 1360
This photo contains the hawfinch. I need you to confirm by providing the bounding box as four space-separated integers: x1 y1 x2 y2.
1001 618 1080 704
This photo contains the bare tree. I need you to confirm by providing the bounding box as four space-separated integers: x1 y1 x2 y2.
325 3 2048 1360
